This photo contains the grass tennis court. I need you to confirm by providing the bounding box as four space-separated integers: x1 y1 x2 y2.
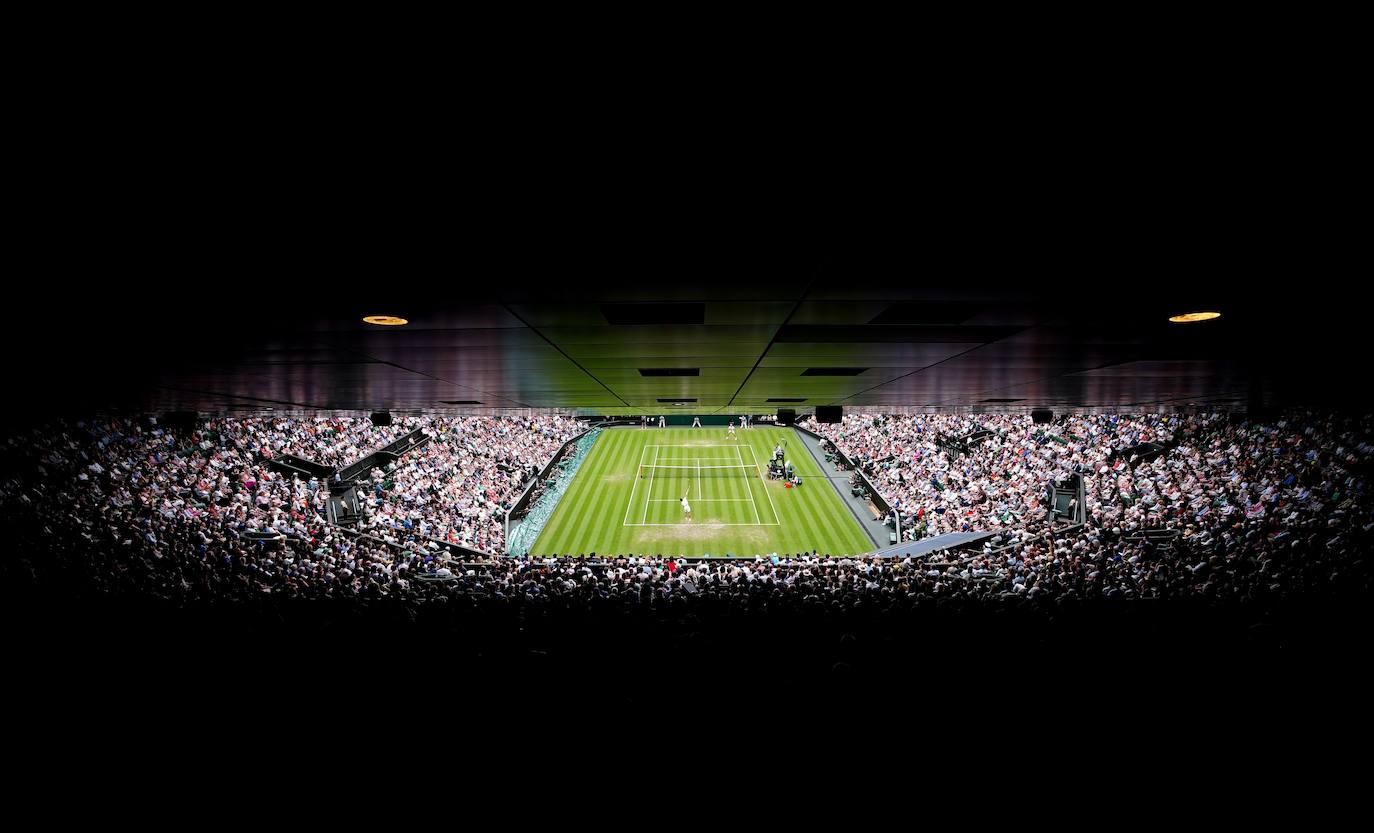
529 426 875 557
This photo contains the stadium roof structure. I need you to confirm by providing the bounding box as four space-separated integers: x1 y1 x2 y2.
17 271 1359 418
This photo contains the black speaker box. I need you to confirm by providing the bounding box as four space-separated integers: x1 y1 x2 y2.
776 409 796 425
815 405 842 424
370 411 392 427
1031 409 1053 424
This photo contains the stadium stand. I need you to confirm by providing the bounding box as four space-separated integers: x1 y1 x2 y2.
2 408 1371 717
5 411 1370 605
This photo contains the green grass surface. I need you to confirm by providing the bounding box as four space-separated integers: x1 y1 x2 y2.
530 426 875 557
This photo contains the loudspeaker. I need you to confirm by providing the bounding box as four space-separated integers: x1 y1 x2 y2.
1031 409 1053 424
776 408 796 425
370 411 392 427
815 405 842 424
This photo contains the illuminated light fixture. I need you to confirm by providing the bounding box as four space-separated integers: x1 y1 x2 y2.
362 315 408 326
1168 311 1221 323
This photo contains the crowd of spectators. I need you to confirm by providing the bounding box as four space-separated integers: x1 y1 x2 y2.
0 413 576 600
808 412 1196 539
354 416 576 553
219 416 425 468
4 412 1370 623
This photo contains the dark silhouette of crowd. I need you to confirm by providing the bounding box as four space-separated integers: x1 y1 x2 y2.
4 410 1372 704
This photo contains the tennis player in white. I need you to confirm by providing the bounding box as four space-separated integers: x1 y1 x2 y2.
727 421 736 440
680 493 692 522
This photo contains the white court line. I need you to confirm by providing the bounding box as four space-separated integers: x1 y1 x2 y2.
642 445 658 525
697 459 701 501
647 498 753 502
624 522 781 527
746 445 780 525
638 463 753 467
736 445 762 525
623 443 648 527
622 443 774 527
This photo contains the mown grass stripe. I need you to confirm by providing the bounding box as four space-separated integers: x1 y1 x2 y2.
532 426 871 558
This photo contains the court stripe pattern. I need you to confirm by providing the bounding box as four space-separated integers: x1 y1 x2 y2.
530 427 874 557
629 446 768 526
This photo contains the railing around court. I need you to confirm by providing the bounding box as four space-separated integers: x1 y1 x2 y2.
505 429 601 556
792 423 894 521
503 427 598 549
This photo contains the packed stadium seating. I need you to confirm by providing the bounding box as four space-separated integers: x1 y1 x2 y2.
4 411 1370 610
4 408 1372 716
